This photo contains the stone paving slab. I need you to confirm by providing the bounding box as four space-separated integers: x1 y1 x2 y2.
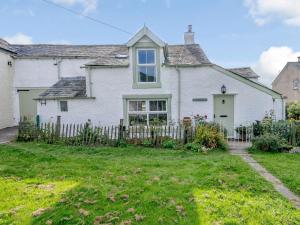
0 127 18 144
229 142 300 209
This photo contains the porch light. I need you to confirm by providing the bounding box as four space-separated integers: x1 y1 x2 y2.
221 85 227 94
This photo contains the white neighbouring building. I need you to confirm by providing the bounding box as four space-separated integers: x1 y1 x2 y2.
0 26 284 132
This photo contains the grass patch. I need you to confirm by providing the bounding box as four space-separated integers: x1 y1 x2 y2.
251 149 300 197
0 143 299 224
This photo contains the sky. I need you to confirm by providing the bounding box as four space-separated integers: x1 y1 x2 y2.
1 0 300 86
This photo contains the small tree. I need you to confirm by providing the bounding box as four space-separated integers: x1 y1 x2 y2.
287 102 300 120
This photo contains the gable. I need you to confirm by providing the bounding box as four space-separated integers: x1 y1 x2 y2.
127 26 165 47
212 65 282 99
273 62 300 86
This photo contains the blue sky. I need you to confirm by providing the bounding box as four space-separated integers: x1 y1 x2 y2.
1 0 300 85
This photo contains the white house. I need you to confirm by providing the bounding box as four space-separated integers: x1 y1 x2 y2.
0 26 284 133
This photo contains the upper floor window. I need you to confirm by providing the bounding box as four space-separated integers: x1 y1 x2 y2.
137 49 156 83
293 79 299 90
60 101 68 112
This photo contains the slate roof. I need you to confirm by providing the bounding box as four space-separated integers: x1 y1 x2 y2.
85 56 129 67
227 67 259 79
0 39 15 53
11 44 128 58
38 77 87 100
166 44 210 66
1 40 211 66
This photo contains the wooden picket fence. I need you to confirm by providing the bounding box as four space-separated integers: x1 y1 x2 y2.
18 121 197 147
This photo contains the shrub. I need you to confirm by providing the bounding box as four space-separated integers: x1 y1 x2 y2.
17 121 37 142
252 134 293 152
287 102 300 120
185 143 202 152
142 139 153 147
162 139 177 149
194 125 227 150
115 139 128 148
253 121 263 137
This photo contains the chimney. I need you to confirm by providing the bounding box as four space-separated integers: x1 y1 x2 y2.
184 25 195 45
298 56 300 63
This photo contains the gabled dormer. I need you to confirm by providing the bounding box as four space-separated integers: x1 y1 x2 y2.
127 26 166 89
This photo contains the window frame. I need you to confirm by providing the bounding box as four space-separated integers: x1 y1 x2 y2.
136 48 157 83
127 99 168 126
59 101 68 112
293 79 299 90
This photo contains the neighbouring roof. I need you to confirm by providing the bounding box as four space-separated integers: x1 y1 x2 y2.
227 67 259 79
38 77 87 100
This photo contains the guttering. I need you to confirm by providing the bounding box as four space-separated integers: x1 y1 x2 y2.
81 64 129 69
164 63 213 68
34 96 96 101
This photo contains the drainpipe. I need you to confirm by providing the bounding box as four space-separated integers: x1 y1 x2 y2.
54 58 62 80
176 66 181 124
87 67 92 97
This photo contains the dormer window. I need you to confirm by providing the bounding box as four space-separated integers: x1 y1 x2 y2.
137 49 156 83
293 79 299 90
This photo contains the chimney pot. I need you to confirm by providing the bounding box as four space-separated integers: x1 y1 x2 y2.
184 25 195 45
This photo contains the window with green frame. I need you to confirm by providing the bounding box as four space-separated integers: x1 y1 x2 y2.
128 99 168 126
137 49 157 83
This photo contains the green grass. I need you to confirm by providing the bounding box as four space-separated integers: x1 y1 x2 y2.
251 150 300 197
0 143 299 225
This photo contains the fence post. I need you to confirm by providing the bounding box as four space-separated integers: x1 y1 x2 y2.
183 126 188 144
119 119 124 140
56 116 61 138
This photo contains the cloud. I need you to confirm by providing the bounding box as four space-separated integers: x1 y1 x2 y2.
253 46 300 86
3 33 33 44
52 0 98 15
244 0 300 26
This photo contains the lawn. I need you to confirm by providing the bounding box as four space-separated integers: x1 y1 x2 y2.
0 143 299 225
251 151 300 197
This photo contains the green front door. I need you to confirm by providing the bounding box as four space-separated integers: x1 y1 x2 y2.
18 89 46 120
214 95 234 136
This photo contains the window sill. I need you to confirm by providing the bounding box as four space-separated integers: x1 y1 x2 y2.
132 82 161 89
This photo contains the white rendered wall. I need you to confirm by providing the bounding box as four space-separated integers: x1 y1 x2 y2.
0 51 15 129
13 57 92 123
37 64 283 126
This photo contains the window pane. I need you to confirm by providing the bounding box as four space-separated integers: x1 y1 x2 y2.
138 66 147 82
146 50 155 64
60 101 68 112
147 66 156 82
137 101 146 111
129 101 146 112
138 50 147 64
150 101 166 111
129 114 147 126
129 101 137 111
150 101 158 111
149 113 167 125
158 101 166 111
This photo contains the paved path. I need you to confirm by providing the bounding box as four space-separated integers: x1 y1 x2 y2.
0 127 18 144
229 142 300 209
